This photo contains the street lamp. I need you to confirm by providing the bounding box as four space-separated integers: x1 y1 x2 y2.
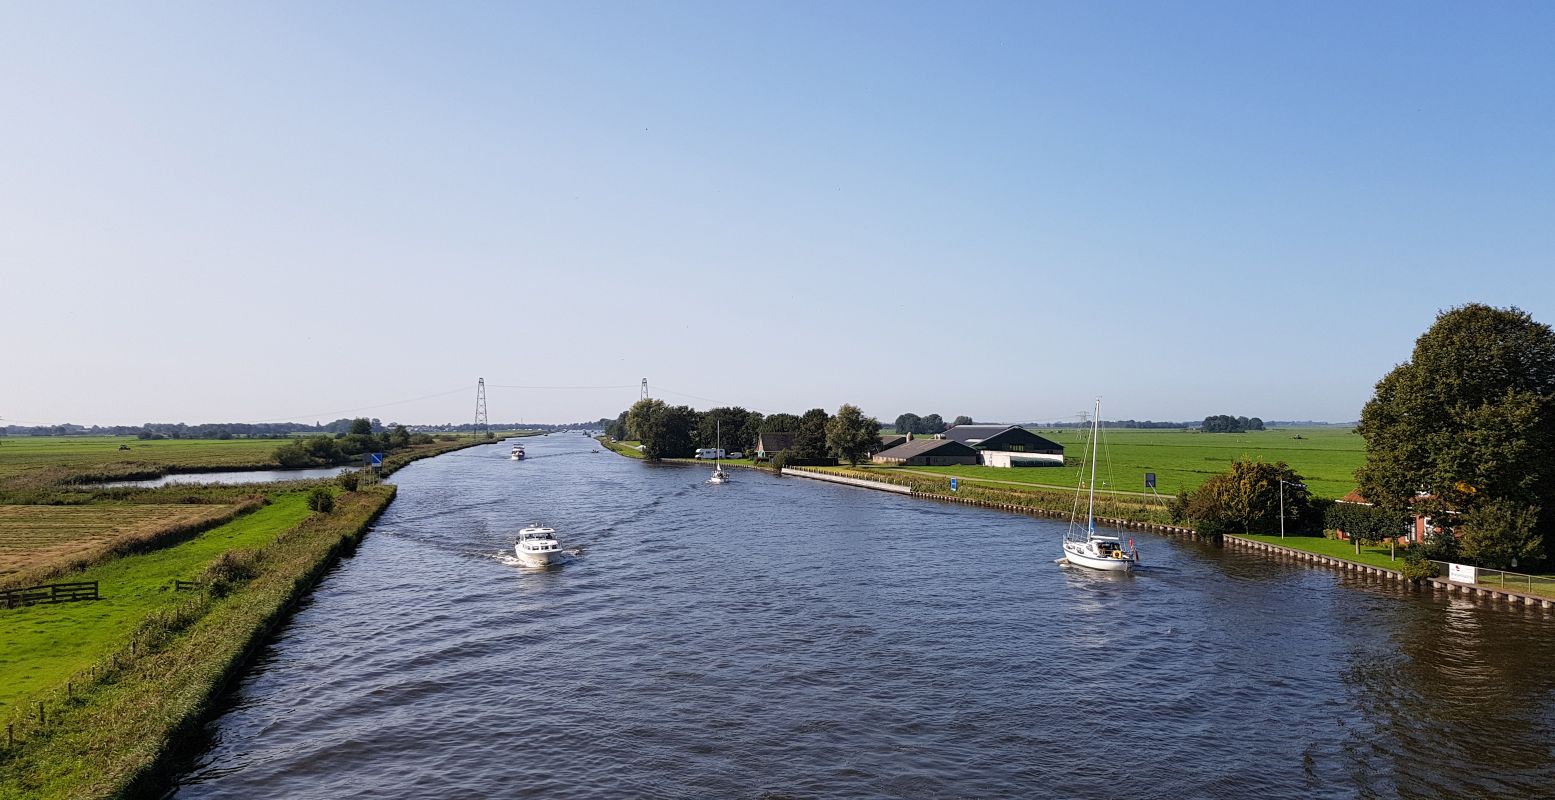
1279 478 1306 539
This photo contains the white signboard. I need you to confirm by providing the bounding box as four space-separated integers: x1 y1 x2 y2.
1448 563 1477 584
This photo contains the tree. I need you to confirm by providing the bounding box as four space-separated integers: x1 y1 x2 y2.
698 407 757 453
625 399 666 442
307 487 335 513
1185 459 1313 536
953 415 975 427
894 413 921 435
1458 498 1543 570
921 413 945 434
1356 304 1555 566
789 408 833 464
1325 501 1408 556
388 424 411 449
761 413 801 433
826 404 881 465
349 417 373 436
641 404 698 460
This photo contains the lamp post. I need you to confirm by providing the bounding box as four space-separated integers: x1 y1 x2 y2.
1278 478 1306 539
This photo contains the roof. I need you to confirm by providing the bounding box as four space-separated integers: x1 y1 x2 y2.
940 425 1013 444
941 425 1063 452
757 431 796 452
1339 489 1370 505
873 438 979 460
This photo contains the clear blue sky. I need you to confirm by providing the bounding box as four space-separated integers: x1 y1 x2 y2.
3 2 1552 426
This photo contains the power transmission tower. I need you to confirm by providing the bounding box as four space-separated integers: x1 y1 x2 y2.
640 377 649 401
474 378 489 440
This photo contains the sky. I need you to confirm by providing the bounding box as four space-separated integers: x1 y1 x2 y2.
2 2 1552 427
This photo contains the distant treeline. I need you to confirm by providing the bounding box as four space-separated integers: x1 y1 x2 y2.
1038 419 1192 429
1 417 615 439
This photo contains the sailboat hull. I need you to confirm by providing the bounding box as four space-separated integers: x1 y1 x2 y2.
1062 541 1135 571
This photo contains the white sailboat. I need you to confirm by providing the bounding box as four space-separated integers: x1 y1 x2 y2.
1061 397 1138 571
708 420 730 484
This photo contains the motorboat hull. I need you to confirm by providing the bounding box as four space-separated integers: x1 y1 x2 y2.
514 547 565 567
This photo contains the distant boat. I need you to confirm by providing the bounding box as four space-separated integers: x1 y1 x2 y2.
510 443 526 461
514 524 565 567
1060 398 1138 571
708 420 730 484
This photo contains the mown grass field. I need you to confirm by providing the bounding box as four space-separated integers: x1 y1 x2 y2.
0 436 282 491
0 504 242 579
882 427 1365 499
0 493 314 711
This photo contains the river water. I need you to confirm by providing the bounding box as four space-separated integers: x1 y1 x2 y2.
170 435 1555 799
100 466 349 488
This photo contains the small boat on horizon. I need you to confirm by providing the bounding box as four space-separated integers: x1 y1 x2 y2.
510 443 526 461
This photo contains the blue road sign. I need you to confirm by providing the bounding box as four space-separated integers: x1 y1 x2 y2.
951 478 958 492
370 452 384 466
1145 472 1156 489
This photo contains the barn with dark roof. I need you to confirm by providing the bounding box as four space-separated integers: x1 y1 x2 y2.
940 425 1064 467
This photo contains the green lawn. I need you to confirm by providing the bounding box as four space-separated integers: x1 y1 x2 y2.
885 427 1365 499
0 436 283 491
1239 534 1404 571
0 493 314 711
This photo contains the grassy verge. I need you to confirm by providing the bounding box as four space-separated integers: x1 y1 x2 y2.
805 465 1174 525
596 436 646 459
1238 534 1404 571
0 485 396 800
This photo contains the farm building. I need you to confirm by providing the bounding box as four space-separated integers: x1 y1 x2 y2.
871 438 980 467
754 432 796 460
876 433 908 451
940 425 1064 467
1332 489 1433 544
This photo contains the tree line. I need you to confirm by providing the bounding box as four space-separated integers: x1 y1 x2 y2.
273 418 436 467
1199 415 1265 433
607 401 885 466
892 413 973 435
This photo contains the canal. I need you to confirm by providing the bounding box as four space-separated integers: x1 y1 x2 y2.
171 434 1555 798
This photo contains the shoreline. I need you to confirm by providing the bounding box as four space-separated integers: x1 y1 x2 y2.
598 444 1554 619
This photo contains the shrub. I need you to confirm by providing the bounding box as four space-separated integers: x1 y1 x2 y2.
1399 546 1440 581
307 487 335 513
337 472 360 492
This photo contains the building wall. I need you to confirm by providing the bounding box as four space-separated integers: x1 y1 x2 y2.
982 451 1064 468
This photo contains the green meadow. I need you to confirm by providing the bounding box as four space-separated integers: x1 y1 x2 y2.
0 493 313 711
883 426 1366 499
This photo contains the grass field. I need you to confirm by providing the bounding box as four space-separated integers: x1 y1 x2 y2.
0 436 282 491
882 427 1365 499
0 493 314 711
0 504 243 580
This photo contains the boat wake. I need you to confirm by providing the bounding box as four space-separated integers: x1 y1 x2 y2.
491 548 583 569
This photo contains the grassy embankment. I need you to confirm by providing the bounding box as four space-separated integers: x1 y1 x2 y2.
883 426 1366 499
0 486 396 800
596 436 646 459
0 433 505 798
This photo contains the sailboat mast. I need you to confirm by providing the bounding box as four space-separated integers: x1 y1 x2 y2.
1087 397 1100 534
715 420 720 469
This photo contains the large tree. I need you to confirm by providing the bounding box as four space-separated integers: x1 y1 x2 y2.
625 398 666 442
953 415 975 427
894 413 921 435
760 413 802 433
789 408 833 464
1185 459 1314 536
826 404 881 465
697 407 759 454
1356 304 1555 565
641 404 698 460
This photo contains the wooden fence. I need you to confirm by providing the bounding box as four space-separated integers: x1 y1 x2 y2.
2 581 100 609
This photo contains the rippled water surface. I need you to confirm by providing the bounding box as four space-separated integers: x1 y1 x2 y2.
100 466 348 488
172 435 1555 798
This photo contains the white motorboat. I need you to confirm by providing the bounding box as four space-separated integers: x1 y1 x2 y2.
510 443 526 461
514 525 565 567
1060 397 1138 571
708 420 731 484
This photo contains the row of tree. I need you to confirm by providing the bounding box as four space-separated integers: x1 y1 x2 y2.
1199 415 1265 433
609 401 885 465
892 413 973 435
274 418 432 467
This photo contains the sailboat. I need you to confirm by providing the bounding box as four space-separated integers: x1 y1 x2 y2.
708 420 730 484
1061 397 1138 571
